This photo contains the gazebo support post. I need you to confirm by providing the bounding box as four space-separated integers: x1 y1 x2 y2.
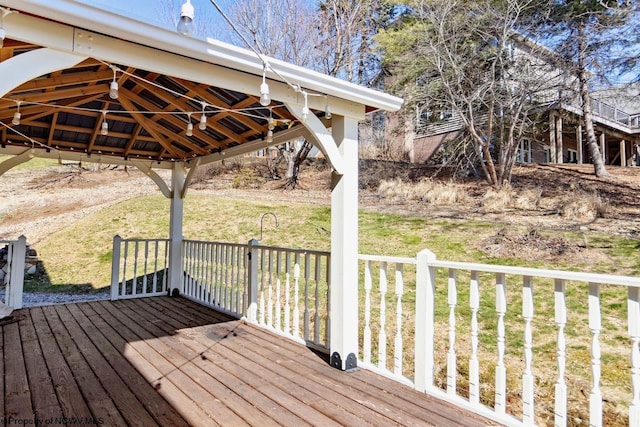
168 163 186 296
329 116 359 371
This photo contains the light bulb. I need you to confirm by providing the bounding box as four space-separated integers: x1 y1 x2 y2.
268 116 275 130
12 111 20 126
266 129 273 143
177 0 194 36
186 122 193 136
302 106 310 123
199 114 207 130
28 149 35 159
109 80 118 99
325 104 332 120
101 120 108 135
0 28 5 48
260 81 270 106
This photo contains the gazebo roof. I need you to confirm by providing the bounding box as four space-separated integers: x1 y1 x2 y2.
0 0 403 169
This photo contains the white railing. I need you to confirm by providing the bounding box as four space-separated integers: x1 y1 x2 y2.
0 235 26 309
359 250 640 427
182 240 248 318
247 240 331 352
110 236 169 300
111 236 331 350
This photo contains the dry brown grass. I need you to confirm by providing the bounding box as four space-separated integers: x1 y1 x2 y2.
556 187 607 221
377 178 469 205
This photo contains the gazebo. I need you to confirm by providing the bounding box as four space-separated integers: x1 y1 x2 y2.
0 0 403 371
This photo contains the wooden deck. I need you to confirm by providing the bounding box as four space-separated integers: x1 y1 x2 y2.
1 296 498 426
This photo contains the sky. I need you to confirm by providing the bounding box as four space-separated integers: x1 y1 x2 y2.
77 0 236 40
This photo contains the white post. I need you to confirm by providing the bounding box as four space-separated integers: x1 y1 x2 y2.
168 163 185 296
7 235 26 309
415 248 437 392
110 235 122 300
329 115 359 371
576 124 583 165
246 238 259 322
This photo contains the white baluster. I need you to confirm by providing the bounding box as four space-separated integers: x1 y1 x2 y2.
378 262 388 371
293 256 301 338
121 240 128 295
304 254 311 341
554 279 567 426
364 260 373 365
132 241 139 296
267 250 274 328
522 276 535 425
152 240 160 293
276 251 282 331
447 269 458 396
589 282 602 427
142 241 149 295
469 271 480 405
314 255 322 344
259 248 265 325
394 263 404 377
629 286 640 427
284 253 291 334
495 273 507 413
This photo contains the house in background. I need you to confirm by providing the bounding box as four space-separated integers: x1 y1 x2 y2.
382 36 640 167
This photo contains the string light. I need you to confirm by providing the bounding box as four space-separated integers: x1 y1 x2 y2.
260 64 271 107
109 66 119 99
199 102 207 130
177 0 194 36
100 111 108 135
301 91 309 123
324 96 332 120
12 100 21 126
186 113 193 136
266 109 274 143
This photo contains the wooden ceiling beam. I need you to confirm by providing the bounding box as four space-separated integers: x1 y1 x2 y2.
130 78 242 144
12 70 113 93
123 124 143 158
0 84 109 109
117 94 182 158
119 89 213 155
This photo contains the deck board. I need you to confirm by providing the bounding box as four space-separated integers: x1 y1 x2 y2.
1 296 500 426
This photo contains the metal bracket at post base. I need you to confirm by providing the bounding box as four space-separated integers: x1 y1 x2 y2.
330 352 357 371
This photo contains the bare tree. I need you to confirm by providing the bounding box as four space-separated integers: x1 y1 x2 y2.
378 0 563 187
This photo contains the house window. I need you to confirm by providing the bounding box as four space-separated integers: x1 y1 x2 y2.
440 109 453 120
543 145 551 163
415 104 432 131
516 138 532 163
567 149 578 163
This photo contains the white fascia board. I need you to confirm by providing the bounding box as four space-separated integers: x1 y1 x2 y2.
0 0 404 114
2 10 366 119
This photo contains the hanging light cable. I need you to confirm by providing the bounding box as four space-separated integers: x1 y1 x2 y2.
109 66 119 99
100 111 108 135
199 102 207 130
266 109 274 143
259 64 271 107
12 100 21 126
177 0 194 36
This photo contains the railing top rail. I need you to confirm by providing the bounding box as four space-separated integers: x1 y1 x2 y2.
429 259 640 287
254 244 331 257
359 254 417 265
119 237 170 243
183 239 248 248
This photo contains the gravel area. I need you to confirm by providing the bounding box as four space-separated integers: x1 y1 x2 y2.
0 289 110 308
